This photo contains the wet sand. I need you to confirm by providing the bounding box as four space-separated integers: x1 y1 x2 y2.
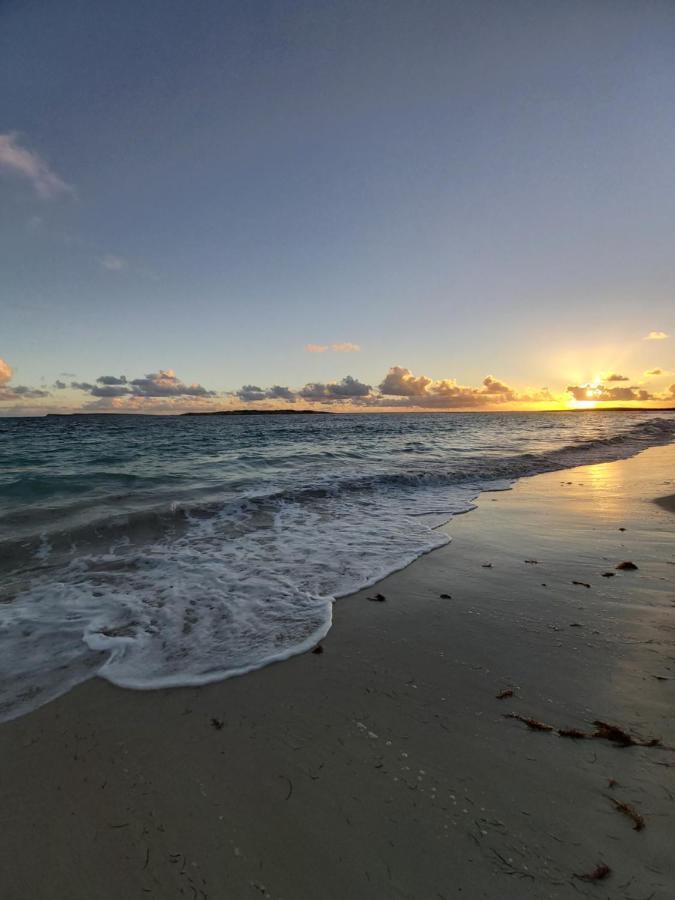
654 493 675 515
1 443 674 899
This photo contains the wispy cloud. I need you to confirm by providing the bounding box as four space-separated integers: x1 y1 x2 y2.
643 331 668 341
100 254 127 272
305 342 361 353
0 133 73 199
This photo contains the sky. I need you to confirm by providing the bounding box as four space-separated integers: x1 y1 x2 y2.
1 0 675 414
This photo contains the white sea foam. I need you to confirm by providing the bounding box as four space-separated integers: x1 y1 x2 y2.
0 413 673 722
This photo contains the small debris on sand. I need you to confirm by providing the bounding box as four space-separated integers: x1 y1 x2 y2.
557 728 587 739
524 559 538 564
312 645 324 654
607 797 645 831
572 581 591 588
569 622 582 628
592 720 662 748
367 593 387 602
618 527 626 531
601 572 615 578
439 593 452 599
481 563 493 568
616 561 638 570
575 863 611 882
608 778 619 789
210 718 224 730
505 715 667 748
495 689 514 700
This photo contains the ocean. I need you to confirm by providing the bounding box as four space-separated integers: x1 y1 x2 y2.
1 410 674 722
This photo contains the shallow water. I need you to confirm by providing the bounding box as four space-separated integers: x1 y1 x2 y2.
1 410 674 721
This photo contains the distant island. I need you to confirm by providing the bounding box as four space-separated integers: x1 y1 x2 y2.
44 409 333 418
180 409 332 416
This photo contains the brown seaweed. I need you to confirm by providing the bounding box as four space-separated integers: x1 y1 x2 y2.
575 863 611 882
607 797 645 831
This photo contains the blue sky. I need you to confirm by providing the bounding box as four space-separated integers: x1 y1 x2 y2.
1 0 674 412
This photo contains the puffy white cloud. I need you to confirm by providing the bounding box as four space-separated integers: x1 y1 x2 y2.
0 132 73 198
377 367 550 408
0 357 50 402
299 375 372 400
71 370 215 401
481 375 512 395
379 366 433 397
0 358 12 385
129 370 215 397
644 331 668 341
235 384 296 403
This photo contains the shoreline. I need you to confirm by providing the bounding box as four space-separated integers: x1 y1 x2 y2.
1 443 674 898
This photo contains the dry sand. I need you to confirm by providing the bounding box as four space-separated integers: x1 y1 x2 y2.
1 443 674 899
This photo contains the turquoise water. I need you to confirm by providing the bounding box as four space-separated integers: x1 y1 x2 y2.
1 410 674 721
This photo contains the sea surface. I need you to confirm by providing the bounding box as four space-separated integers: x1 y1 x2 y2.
1 410 674 722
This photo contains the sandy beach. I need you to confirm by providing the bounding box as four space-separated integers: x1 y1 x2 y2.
1 443 674 900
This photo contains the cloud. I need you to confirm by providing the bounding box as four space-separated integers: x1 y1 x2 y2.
644 331 668 341
9 385 50 398
482 375 512 394
71 381 131 398
379 366 433 397
0 359 11 386
566 383 653 402
645 369 663 377
0 132 73 198
605 373 629 382
230 369 550 409
0 357 50 402
331 342 360 353
305 342 361 353
299 375 372 400
53 380 67 389
375 367 551 408
97 375 127 385
100 255 127 272
72 369 215 401
82 394 225 414
129 370 215 398
235 384 296 403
